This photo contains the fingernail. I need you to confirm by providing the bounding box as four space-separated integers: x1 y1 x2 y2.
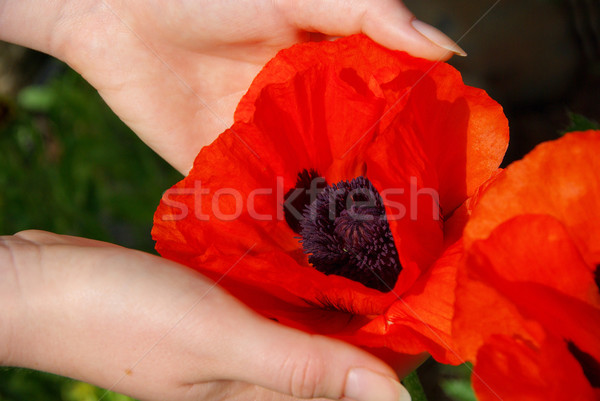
345 368 411 401
411 19 467 57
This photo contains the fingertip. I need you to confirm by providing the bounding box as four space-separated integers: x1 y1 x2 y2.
344 367 411 401
399 384 412 401
232 320 404 400
282 0 461 60
361 2 465 61
410 19 466 57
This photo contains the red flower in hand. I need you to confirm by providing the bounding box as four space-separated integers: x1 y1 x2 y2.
152 35 508 366
453 130 600 400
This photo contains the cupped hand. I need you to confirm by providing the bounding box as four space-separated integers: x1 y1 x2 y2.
0 230 413 401
43 0 463 173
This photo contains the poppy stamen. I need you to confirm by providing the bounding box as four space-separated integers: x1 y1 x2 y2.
298 176 402 292
283 169 327 233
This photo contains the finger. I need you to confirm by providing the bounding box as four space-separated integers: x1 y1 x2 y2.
13 229 118 248
278 0 465 60
186 380 334 401
224 317 412 401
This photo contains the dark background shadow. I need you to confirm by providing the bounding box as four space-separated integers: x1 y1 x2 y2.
406 0 600 165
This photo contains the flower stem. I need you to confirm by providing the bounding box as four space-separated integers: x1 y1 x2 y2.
402 370 428 401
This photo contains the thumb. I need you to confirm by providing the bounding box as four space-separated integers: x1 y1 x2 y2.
279 0 465 60
228 317 412 401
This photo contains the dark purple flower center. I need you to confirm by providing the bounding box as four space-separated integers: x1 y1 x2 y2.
283 170 402 292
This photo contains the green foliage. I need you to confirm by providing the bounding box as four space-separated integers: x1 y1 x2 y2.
0 62 181 400
441 379 478 401
439 363 478 401
0 368 131 401
561 111 600 136
0 63 181 250
403 371 429 401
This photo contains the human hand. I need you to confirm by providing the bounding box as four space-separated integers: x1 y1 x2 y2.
1 0 464 174
0 230 414 401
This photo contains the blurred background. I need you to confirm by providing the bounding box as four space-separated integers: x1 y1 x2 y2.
405 0 600 165
0 0 598 400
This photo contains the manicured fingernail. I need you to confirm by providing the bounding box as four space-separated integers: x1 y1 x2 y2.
411 19 467 57
345 368 411 401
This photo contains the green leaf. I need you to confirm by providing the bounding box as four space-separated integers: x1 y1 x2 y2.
402 371 429 401
561 112 600 135
440 378 478 401
17 86 55 112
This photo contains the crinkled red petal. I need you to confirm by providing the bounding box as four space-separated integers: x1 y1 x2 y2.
473 335 598 401
465 130 600 264
454 132 600 397
154 34 510 359
455 215 600 361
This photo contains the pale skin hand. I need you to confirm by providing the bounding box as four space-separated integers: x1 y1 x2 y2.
0 231 412 401
1 0 463 173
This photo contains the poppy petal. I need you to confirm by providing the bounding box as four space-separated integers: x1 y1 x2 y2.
239 35 508 216
465 130 600 265
154 35 510 361
454 131 600 398
455 214 600 361
473 335 598 401
336 241 464 364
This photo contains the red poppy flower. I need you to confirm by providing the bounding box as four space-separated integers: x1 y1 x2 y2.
152 35 508 365
453 130 600 400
